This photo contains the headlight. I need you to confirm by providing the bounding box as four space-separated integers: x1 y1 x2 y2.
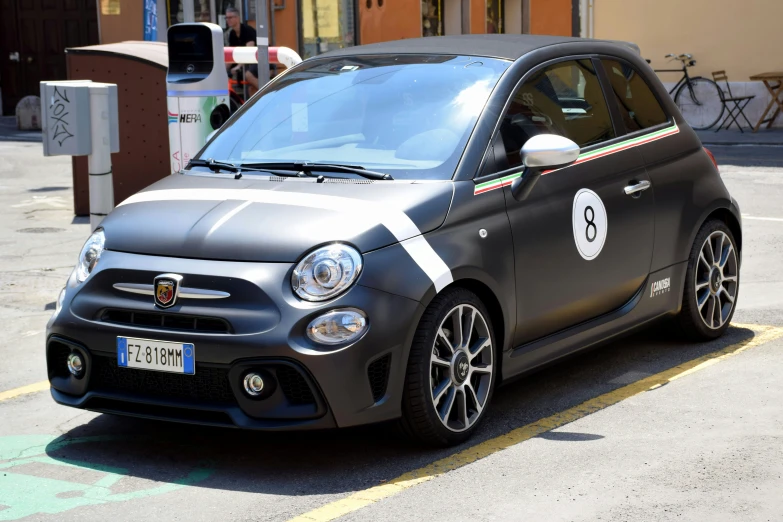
75 229 105 283
307 309 368 345
292 244 362 301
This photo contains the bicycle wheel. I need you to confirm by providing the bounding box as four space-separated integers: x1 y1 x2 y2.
674 77 724 130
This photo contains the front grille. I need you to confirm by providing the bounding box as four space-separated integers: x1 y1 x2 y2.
100 309 231 334
276 366 316 405
90 355 235 404
367 354 391 402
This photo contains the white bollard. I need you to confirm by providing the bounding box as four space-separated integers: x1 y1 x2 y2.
87 85 114 231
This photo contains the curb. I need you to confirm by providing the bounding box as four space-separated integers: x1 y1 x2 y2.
700 142 783 147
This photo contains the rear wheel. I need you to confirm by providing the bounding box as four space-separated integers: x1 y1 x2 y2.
399 288 496 446
678 220 739 340
674 77 724 130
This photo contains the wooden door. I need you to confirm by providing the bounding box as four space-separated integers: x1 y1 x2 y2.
0 0 22 114
0 0 98 115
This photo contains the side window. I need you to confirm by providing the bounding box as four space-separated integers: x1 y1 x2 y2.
497 59 615 169
601 59 668 132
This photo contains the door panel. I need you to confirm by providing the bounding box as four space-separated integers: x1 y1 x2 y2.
491 58 655 346
504 147 654 345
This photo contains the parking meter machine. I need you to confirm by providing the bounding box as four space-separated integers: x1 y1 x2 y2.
166 23 230 172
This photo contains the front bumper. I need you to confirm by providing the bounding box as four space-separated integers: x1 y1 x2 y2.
46 250 423 430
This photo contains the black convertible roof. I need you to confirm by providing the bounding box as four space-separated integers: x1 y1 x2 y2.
321 34 637 61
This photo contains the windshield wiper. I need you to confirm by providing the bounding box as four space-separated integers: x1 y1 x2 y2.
187 158 241 173
238 162 394 180
186 158 306 179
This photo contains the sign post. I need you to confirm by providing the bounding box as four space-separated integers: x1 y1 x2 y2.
255 0 270 84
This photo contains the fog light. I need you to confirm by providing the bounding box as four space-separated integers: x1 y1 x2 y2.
307 309 368 345
67 353 84 377
243 372 265 396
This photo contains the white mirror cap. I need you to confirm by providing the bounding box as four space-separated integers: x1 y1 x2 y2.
521 134 581 169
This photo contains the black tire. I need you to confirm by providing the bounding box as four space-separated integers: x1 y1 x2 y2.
674 77 724 130
399 288 497 446
678 220 740 341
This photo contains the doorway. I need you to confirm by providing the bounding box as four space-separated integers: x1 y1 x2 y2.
0 0 99 115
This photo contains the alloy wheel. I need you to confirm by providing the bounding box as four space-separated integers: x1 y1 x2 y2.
429 304 493 433
695 230 738 329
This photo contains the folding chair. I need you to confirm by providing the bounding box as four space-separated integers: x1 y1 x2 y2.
712 70 755 132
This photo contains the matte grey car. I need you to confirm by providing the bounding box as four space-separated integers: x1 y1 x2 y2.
47 35 741 446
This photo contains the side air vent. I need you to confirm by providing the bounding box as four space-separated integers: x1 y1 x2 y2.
367 354 391 402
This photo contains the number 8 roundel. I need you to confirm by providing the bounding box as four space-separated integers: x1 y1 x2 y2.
572 188 608 260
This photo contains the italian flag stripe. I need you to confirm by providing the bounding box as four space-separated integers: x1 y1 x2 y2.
474 122 679 195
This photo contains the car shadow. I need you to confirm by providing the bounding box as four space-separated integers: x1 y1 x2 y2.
43 322 758 497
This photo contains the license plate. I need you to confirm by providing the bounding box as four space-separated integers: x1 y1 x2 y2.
117 337 195 375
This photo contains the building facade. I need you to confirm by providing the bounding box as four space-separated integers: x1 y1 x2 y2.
94 0 577 57
3 0 780 122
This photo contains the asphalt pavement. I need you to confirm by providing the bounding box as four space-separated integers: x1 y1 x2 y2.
1 132 782 521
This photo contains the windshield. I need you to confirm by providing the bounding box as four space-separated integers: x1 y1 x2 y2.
198 55 510 180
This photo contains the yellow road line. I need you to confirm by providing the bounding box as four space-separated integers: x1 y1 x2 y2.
0 380 49 402
289 323 783 522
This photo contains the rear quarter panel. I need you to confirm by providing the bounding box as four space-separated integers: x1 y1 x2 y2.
640 124 733 271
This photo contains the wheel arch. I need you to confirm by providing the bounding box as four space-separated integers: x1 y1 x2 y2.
438 278 508 383
685 199 743 264
707 207 742 254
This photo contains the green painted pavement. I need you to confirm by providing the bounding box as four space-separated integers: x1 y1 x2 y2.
0 434 213 520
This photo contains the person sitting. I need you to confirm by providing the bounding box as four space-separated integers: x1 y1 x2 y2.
225 7 259 90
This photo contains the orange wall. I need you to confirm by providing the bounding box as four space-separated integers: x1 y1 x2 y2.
272 4 298 50
530 0 571 36
99 0 144 43
360 0 421 44
470 0 484 34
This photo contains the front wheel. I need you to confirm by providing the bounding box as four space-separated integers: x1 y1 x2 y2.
399 288 496 446
674 77 724 130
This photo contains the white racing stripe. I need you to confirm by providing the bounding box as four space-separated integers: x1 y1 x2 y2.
119 188 454 292
207 200 252 237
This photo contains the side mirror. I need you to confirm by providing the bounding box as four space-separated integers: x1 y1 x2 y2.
511 134 580 201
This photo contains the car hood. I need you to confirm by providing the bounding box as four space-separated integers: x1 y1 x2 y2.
102 174 454 262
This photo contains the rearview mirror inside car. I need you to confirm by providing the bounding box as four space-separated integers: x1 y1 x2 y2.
511 134 580 201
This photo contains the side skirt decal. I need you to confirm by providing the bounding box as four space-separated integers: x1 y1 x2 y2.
474 122 680 196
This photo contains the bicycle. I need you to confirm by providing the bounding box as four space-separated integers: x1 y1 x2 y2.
651 53 724 130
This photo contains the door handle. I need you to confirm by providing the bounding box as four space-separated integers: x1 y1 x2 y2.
623 180 651 196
